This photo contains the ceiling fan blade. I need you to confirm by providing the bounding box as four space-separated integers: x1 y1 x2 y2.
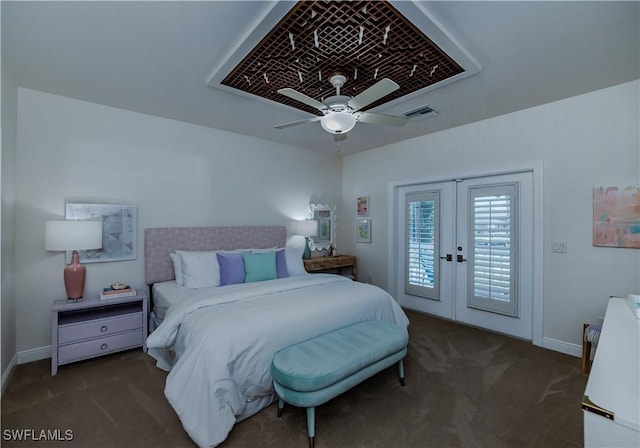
356 111 408 127
347 78 400 111
273 116 321 130
277 88 326 111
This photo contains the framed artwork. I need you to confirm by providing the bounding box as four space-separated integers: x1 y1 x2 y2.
593 185 640 249
357 196 369 216
65 203 138 263
317 219 331 241
357 219 371 243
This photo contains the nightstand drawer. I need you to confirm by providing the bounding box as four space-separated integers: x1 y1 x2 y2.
58 330 143 364
58 313 143 344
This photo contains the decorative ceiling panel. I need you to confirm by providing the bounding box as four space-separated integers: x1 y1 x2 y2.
221 0 464 116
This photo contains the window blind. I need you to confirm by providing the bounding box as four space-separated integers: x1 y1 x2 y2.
468 184 518 316
405 190 439 300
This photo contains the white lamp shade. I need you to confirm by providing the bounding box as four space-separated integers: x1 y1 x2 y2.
320 112 357 134
46 220 103 251
296 220 318 237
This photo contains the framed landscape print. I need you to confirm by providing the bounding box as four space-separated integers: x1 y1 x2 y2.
318 219 331 242
356 219 371 243
65 203 138 263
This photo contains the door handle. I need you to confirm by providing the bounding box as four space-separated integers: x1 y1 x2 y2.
439 254 453 262
457 254 467 262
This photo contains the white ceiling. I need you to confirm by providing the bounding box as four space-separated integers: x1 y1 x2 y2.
3 1 639 156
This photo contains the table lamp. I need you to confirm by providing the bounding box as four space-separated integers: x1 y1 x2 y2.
46 220 103 301
296 220 318 260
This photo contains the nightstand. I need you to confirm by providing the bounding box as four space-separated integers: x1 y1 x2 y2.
303 255 357 280
51 291 148 376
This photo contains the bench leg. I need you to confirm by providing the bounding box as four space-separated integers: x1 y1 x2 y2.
398 359 406 387
306 407 315 448
277 398 284 418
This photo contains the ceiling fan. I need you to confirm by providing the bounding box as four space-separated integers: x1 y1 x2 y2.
274 73 409 136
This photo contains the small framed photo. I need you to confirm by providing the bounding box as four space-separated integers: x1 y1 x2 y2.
357 196 369 216
317 219 331 241
356 219 371 243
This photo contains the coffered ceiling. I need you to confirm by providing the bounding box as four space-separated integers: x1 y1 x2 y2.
3 1 639 156
220 1 464 116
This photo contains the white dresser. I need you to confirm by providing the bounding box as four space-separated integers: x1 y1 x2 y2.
582 297 640 447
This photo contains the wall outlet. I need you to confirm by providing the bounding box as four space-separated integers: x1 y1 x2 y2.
551 241 567 253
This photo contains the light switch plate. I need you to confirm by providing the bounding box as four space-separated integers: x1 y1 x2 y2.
552 241 567 253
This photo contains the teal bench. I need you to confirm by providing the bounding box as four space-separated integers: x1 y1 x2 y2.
272 320 409 448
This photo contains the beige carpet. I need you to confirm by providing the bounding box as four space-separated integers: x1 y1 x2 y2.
1 310 586 447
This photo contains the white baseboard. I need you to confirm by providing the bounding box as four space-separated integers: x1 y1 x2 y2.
17 345 51 365
543 337 583 358
1 353 18 396
2 347 50 395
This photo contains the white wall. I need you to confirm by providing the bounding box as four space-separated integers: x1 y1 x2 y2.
9 81 640 362
1 26 18 386
15 88 342 356
342 80 640 351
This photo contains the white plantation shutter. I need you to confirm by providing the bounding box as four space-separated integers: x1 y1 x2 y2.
405 190 440 300
467 184 518 316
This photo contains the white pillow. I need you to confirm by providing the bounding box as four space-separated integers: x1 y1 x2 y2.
285 246 306 276
169 252 184 287
176 250 220 289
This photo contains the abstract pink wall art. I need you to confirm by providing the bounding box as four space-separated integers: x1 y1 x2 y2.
593 185 640 248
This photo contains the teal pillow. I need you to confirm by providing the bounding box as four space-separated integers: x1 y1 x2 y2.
242 251 277 283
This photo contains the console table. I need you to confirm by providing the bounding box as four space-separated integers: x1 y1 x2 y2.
582 297 639 447
303 255 357 280
51 291 148 375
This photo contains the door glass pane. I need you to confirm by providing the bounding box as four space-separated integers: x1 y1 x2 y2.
468 184 518 316
405 191 440 300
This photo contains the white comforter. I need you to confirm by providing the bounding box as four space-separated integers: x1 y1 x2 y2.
146 274 409 448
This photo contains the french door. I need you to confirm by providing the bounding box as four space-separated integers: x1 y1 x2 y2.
396 171 534 340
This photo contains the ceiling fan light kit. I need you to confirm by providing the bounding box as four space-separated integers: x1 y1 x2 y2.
320 111 357 134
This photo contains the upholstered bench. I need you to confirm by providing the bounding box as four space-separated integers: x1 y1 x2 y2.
272 320 409 448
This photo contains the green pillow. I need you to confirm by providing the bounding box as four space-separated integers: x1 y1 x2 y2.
242 251 277 283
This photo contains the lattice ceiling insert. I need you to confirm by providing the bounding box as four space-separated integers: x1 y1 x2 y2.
220 0 465 116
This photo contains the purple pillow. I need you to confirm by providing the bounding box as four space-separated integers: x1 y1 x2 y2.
276 249 288 278
217 252 245 286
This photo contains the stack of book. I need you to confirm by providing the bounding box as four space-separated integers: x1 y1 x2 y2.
100 285 136 300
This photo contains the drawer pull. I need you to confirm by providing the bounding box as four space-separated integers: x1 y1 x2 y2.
100 343 108 350
101 325 108 333
581 395 614 420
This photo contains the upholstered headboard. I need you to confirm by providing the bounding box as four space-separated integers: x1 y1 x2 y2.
144 226 287 285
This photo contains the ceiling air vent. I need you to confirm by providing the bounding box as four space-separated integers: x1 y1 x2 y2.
404 105 438 120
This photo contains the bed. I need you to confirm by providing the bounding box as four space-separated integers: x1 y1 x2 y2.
144 226 410 448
